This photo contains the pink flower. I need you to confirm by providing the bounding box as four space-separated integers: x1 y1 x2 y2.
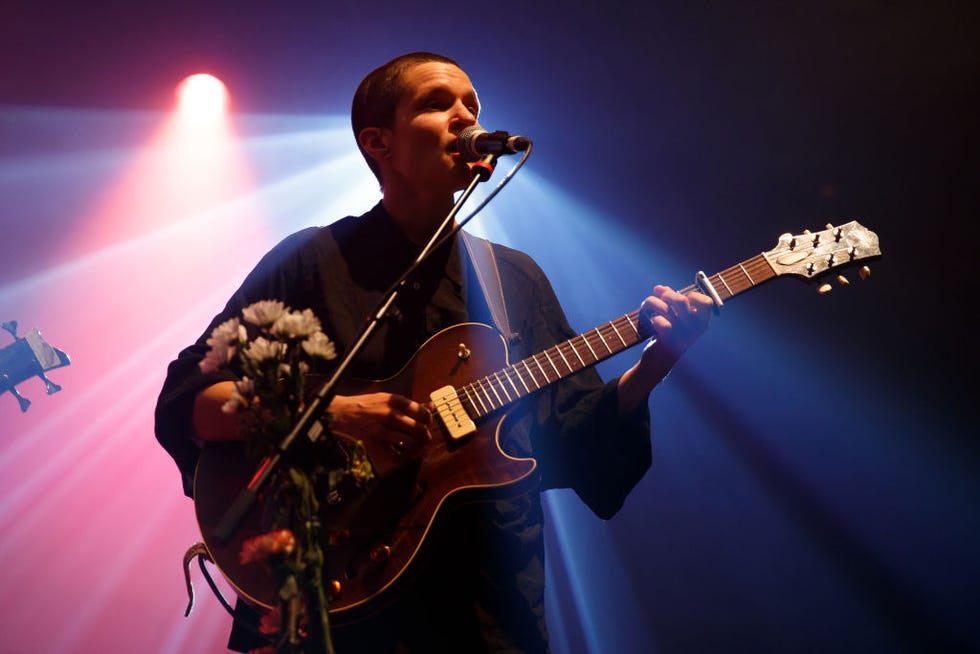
239 529 296 565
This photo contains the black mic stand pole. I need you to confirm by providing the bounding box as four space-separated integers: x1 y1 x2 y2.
212 153 498 544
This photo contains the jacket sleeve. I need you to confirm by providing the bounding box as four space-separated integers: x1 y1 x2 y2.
154 228 320 497
495 247 652 520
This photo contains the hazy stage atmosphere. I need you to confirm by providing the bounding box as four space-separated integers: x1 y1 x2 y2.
1 2 977 652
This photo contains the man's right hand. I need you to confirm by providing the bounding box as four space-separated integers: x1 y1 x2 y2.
325 392 433 478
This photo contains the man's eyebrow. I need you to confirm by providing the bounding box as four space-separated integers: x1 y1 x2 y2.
411 86 480 111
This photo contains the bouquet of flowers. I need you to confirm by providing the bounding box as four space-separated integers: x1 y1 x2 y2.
200 300 373 654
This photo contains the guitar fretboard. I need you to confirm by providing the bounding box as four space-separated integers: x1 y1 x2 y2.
457 253 777 419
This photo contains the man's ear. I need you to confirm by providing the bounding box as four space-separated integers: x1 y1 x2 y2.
358 127 390 162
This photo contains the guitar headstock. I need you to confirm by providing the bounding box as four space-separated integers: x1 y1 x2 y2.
762 221 881 289
1 321 71 412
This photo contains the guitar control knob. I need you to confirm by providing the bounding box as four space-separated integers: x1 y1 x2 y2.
329 579 342 597
370 544 391 564
859 266 871 280
328 529 350 547
818 283 833 295
837 275 849 286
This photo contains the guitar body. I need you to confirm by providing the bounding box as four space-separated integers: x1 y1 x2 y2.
194 323 539 623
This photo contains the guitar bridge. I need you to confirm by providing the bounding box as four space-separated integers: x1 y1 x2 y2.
430 385 476 441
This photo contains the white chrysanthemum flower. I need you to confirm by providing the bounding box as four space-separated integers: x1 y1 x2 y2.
235 376 255 397
199 318 245 373
272 308 321 339
221 395 244 413
242 300 286 327
221 377 255 414
244 336 284 363
199 317 243 373
210 317 245 347
302 331 337 359
199 347 228 374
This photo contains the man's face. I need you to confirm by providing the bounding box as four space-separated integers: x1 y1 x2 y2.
383 61 481 197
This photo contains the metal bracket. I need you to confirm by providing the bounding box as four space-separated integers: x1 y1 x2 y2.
695 271 723 314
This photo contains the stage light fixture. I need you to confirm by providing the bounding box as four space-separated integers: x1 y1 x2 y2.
175 73 228 122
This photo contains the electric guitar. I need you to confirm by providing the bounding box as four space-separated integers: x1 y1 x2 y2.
194 221 881 623
1 321 71 412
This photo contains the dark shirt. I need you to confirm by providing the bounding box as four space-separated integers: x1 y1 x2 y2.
155 203 653 653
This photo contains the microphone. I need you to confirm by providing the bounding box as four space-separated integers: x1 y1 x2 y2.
457 126 531 162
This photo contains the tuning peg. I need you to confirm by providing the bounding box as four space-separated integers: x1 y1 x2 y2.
10 386 31 412
818 283 833 295
40 372 62 395
837 275 850 286
859 266 871 280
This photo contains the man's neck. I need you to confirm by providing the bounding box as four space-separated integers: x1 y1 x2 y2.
381 191 457 246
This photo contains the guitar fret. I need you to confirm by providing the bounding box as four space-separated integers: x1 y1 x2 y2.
564 340 586 368
542 349 561 377
557 341 582 372
609 321 627 348
593 327 611 354
484 376 504 407
502 368 521 397
532 355 551 383
625 313 639 337
510 365 531 394
520 360 542 389
622 316 640 343
495 371 516 401
738 263 755 285
554 342 574 372
459 386 478 418
467 382 489 415
475 380 494 413
579 333 599 361
716 272 734 298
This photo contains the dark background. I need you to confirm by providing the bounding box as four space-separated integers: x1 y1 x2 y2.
2 1 977 652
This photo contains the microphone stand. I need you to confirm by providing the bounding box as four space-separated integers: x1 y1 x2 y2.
212 153 499 544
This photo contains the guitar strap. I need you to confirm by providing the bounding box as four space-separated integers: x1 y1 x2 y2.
460 230 520 346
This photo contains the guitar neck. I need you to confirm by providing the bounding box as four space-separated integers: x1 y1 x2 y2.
457 253 777 419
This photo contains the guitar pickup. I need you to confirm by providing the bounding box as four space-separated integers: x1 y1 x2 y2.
430 385 476 441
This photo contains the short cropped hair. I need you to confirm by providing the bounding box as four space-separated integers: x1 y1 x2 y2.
351 52 461 184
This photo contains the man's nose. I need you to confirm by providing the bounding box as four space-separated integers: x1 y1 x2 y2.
451 100 477 125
